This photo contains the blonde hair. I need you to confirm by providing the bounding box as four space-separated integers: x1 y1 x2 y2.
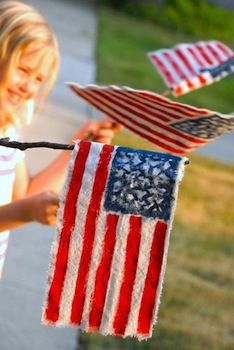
0 1 60 129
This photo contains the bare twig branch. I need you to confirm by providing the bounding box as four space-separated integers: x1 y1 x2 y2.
0 138 189 164
0 138 74 151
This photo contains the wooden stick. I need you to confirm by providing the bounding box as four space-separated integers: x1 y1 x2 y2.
0 138 74 151
0 137 189 164
161 90 170 97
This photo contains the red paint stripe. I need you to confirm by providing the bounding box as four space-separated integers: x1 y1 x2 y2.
90 91 198 148
173 85 183 96
72 88 204 154
88 213 119 331
113 216 142 336
216 41 233 58
89 90 200 148
206 44 223 64
70 144 114 325
107 90 171 122
174 49 207 88
175 48 197 76
187 46 205 68
150 55 176 85
196 44 214 65
95 89 205 144
137 220 167 336
163 52 188 81
138 90 209 115
45 141 91 323
120 90 182 120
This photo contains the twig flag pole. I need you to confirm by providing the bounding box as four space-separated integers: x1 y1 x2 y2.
0 137 74 151
0 137 190 165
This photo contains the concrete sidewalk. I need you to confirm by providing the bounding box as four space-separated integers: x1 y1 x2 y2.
0 1 98 349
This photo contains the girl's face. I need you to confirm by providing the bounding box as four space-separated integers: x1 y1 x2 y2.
0 45 54 117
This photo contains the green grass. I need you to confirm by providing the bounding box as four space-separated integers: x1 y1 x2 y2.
97 7 234 113
80 7 234 349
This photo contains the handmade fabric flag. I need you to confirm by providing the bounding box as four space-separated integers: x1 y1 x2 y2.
147 40 234 96
67 83 234 155
42 140 186 340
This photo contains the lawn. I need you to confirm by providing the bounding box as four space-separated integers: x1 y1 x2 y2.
80 7 234 350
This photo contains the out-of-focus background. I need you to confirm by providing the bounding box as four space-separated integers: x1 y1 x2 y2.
0 0 233 349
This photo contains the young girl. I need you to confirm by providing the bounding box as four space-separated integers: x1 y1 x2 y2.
0 1 120 277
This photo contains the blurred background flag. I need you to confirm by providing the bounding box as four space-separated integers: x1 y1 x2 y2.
42 140 186 340
147 40 234 96
67 83 234 155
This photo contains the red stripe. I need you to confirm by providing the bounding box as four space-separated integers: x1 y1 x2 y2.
137 220 167 336
74 88 200 154
150 54 176 85
196 44 214 65
107 90 171 122
175 48 207 86
173 85 183 96
45 141 91 323
88 90 197 149
95 89 205 144
70 144 114 325
187 46 205 68
163 52 188 80
216 41 233 58
206 44 223 64
112 90 181 122
175 48 197 76
88 213 119 331
163 51 195 90
138 91 209 116
113 216 142 336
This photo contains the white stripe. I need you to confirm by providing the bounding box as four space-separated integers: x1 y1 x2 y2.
209 41 227 62
42 146 79 323
117 89 195 119
170 50 193 80
124 218 157 337
200 41 219 66
85 90 195 150
214 40 234 58
0 231 10 279
177 45 201 75
156 50 182 85
148 159 186 340
192 44 211 67
80 149 117 331
99 214 131 335
106 89 178 122
147 51 175 87
57 142 104 325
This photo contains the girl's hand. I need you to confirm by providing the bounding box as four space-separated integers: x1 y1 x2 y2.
72 119 122 144
25 191 59 226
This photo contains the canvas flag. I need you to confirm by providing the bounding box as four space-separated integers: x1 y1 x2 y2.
147 40 234 96
67 83 234 155
42 140 186 340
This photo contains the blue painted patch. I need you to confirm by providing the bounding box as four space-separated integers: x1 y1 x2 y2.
171 114 234 139
104 147 182 221
199 56 234 79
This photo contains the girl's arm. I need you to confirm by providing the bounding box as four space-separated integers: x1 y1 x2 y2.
0 191 59 232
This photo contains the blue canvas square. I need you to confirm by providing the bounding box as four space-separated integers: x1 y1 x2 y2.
104 147 182 221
